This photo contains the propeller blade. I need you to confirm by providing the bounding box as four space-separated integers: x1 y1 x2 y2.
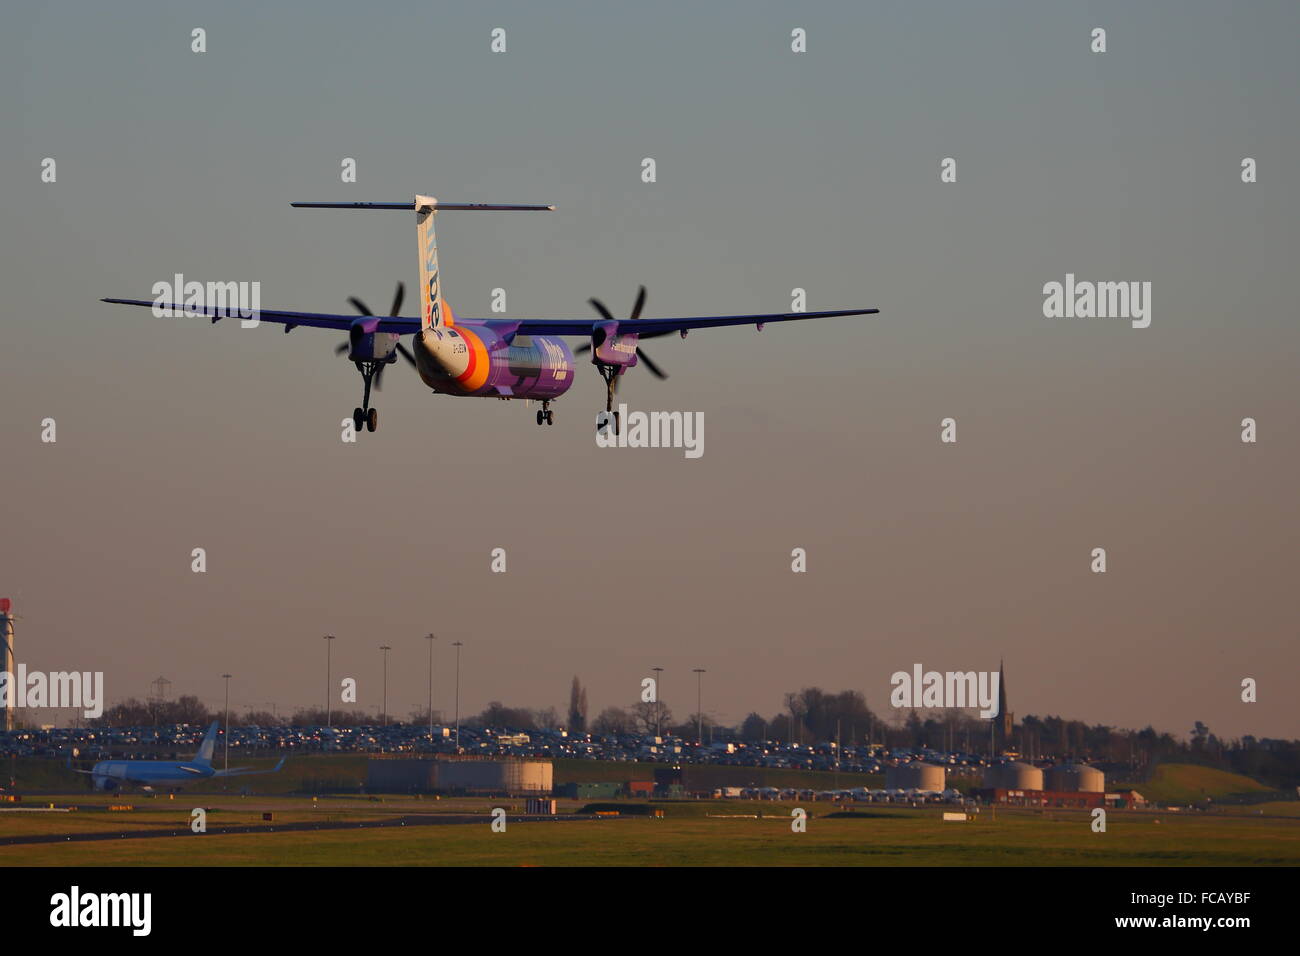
396 342 417 367
348 297 373 316
335 341 349 355
636 347 668 380
583 287 669 379
389 282 405 317
373 362 386 391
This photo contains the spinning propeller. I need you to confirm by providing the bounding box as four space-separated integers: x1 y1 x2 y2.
576 285 671 381
334 281 417 389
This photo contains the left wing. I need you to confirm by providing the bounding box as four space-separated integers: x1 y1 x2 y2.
213 758 286 778
471 308 879 338
101 299 419 334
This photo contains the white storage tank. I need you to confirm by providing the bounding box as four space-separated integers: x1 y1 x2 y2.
885 762 946 791
1046 762 1105 792
982 761 1043 790
434 757 553 794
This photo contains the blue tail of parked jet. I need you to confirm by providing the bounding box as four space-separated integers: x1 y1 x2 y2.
193 721 220 767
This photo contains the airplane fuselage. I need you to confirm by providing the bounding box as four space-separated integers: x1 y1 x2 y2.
91 760 213 791
414 323 574 400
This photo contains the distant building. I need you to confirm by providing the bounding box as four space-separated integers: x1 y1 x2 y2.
556 781 622 800
977 788 1106 809
366 756 552 795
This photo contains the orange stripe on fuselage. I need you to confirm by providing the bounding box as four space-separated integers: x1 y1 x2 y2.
454 325 490 392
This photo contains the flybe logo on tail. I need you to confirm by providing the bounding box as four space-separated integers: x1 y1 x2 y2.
426 270 439 325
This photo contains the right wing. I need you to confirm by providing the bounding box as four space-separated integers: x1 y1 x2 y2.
101 299 420 334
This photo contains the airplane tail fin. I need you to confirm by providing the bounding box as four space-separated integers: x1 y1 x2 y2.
193 721 220 767
415 196 441 331
290 197 553 331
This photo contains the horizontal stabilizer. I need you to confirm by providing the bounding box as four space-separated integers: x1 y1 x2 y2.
290 201 554 211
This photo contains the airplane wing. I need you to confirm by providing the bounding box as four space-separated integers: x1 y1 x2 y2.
476 309 879 338
100 299 420 334
213 758 286 778
102 298 876 338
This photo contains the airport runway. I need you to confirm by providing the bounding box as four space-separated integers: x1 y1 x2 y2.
0 813 611 847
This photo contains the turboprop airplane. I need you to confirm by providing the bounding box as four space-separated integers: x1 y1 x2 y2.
103 196 878 434
69 721 286 792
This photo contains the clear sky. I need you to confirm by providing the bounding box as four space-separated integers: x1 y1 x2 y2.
2 1 1297 740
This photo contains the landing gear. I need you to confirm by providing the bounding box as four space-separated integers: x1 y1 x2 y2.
536 401 555 427
595 363 621 434
351 361 383 434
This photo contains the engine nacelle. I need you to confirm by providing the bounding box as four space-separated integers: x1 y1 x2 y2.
590 321 639 368
347 317 400 363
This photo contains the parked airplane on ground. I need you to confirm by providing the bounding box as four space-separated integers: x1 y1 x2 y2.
69 721 285 792
104 196 879 433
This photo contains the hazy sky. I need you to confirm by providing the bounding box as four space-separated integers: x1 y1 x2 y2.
2 1 1297 740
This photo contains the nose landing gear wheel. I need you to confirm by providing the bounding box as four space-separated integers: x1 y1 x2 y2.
545 409 554 426
536 410 544 426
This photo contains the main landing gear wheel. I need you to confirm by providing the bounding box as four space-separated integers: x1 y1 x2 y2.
348 361 387 434
595 363 622 434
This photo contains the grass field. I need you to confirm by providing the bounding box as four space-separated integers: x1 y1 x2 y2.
1114 764 1276 805
5 757 1294 866
1 796 1297 866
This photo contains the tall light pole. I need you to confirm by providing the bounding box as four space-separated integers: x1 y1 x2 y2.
452 641 463 752
323 635 336 727
425 633 437 745
652 666 664 738
693 668 706 746
221 674 232 774
378 645 391 726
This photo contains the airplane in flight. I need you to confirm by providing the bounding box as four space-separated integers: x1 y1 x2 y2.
69 721 285 792
103 196 879 434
